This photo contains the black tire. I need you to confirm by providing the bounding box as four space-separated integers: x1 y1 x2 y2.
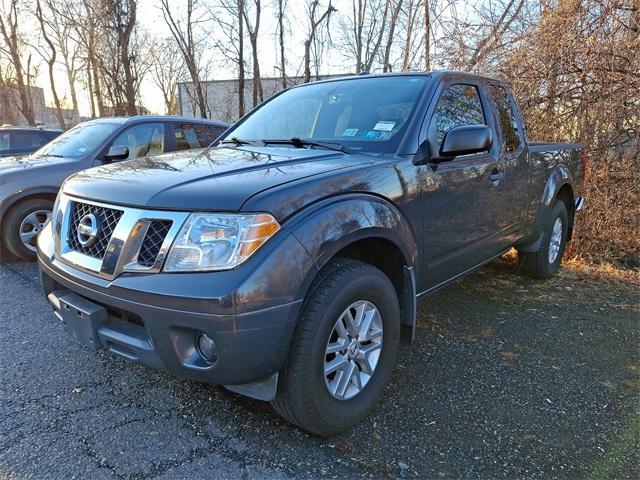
272 259 401 436
518 200 569 279
1 198 53 261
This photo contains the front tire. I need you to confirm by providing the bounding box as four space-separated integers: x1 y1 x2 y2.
1 198 53 261
518 200 569 279
272 259 401 436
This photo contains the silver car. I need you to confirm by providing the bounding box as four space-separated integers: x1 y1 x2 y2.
0 115 228 260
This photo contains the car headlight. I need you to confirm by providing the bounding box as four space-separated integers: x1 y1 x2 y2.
164 213 280 272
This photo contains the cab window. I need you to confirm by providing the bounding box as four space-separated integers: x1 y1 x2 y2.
429 83 487 155
111 123 165 160
489 84 522 153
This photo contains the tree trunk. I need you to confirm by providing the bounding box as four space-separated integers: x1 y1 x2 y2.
36 0 66 128
383 0 403 72
251 36 263 105
0 1 36 125
86 61 96 118
238 0 245 117
278 0 286 89
423 0 430 71
304 39 311 83
120 0 138 116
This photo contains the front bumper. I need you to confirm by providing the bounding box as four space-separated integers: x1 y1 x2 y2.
40 259 301 392
37 222 316 399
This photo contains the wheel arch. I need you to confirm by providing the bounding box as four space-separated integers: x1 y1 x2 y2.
0 187 58 227
518 165 576 252
285 194 419 344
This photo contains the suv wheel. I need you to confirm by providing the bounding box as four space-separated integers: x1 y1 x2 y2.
272 259 400 436
1 198 53 261
518 200 569 279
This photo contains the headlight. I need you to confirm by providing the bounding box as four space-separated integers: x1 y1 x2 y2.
164 213 280 272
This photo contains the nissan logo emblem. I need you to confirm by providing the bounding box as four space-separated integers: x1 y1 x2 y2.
77 213 99 247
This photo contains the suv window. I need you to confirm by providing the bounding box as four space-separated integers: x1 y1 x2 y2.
489 84 521 153
174 123 223 151
111 123 165 160
0 133 9 151
429 83 486 154
12 131 47 150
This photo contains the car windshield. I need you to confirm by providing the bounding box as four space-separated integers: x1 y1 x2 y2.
33 122 120 158
225 75 429 153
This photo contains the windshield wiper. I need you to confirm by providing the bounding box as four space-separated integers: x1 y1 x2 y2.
262 137 351 154
220 137 263 147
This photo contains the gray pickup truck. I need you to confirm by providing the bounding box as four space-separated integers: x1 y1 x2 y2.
38 72 586 435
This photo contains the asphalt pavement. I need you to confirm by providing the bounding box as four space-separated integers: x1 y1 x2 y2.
1 258 638 479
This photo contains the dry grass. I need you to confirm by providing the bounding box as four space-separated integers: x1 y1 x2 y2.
567 150 640 268
502 249 640 286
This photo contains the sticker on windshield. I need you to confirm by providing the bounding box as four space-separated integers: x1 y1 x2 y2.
363 130 391 140
342 128 358 137
373 121 395 132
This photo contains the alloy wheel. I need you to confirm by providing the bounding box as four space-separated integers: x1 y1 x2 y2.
324 300 383 400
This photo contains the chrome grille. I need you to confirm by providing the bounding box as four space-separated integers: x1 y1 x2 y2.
67 202 123 259
55 193 189 279
137 220 173 267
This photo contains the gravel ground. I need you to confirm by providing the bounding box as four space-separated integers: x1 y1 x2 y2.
0 258 638 479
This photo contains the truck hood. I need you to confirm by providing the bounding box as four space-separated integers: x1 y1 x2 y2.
62 146 367 211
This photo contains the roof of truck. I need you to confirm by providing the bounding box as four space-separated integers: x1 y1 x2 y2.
297 70 504 86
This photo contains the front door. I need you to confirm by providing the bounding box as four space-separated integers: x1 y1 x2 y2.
418 81 507 291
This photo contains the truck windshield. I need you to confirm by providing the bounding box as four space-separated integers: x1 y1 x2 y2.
225 75 429 153
33 122 120 159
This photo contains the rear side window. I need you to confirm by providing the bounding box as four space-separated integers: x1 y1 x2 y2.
111 123 165 160
430 83 486 153
489 84 521 153
173 123 224 151
12 131 47 150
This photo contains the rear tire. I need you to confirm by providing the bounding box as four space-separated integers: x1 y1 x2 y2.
272 259 401 436
518 200 568 279
1 198 53 261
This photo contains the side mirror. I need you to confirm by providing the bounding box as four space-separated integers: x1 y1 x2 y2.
439 124 492 159
103 145 129 162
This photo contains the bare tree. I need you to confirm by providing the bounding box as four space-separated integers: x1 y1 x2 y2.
423 0 430 70
338 0 391 73
34 0 66 128
277 0 287 88
150 39 186 114
41 0 81 120
465 0 526 71
400 0 421 70
238 0 245 116
0 0 35 124
382 0 403 71
304 0 336 83
161 0 209 118
209 0 245 117
242 0 263 106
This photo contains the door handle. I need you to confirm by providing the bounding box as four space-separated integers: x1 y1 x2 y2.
489 169 504 186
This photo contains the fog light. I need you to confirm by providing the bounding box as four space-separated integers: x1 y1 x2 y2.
196 332 217 363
